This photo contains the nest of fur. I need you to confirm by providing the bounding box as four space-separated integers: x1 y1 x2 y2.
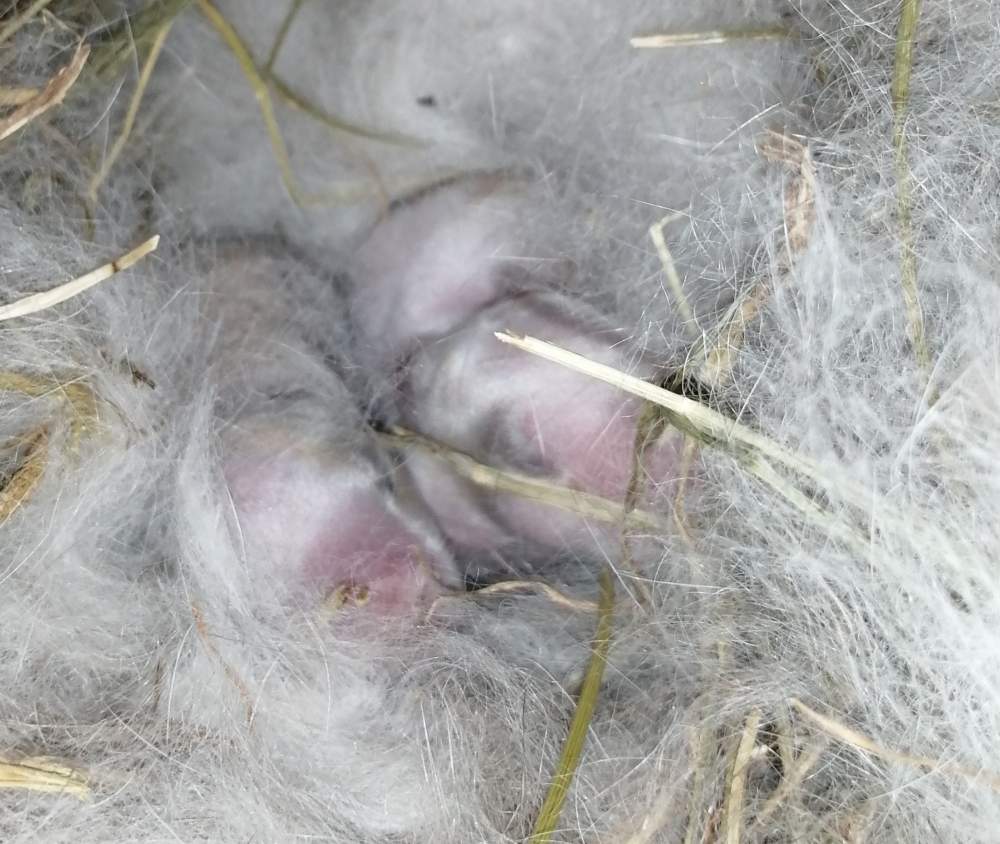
1 1 999 841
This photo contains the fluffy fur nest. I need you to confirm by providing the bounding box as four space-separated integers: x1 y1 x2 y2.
1 1 999 841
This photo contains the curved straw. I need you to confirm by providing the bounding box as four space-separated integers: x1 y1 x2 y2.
530 566 615 842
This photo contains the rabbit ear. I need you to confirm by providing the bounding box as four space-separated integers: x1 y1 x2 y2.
349 179 530 373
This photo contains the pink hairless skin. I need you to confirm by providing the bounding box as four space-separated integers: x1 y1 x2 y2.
204 247 461 617
351 180 683 556
222 409 460 616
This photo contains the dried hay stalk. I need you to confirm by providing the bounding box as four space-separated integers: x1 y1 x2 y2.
690 129 816 390
196 0 369 207
0 87 40 107
649 212 695 331
619 397 672 608
619 720 710 844
494 333 861 506
692 281 771 396
190 602 256 728
529 567 615 843
0 235 159 322
682 723 714 844
758 130 817 259
671 435 698 546
0 42 88 142
721 708 762 843
891 0 931 376
0 755 90 798
751 735 830 830
630 28 790 49
381 425 667 532
458 580 599 613
90 0 191 78
650 131 816 557
0 372 100 519
268 72 422 147
195 0 311 206
643 223 700 555
0 428 48 524
263 0 305 73
257 0 421 147
0 372 95 415
773 712 797 779
88 22 174 204
0 0 55 46
790 698 1000 793
497 330 879 558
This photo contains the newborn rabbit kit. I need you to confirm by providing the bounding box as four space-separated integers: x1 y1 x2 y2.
2 1 1000 842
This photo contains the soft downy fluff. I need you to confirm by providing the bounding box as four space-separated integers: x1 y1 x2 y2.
1 1 999 842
